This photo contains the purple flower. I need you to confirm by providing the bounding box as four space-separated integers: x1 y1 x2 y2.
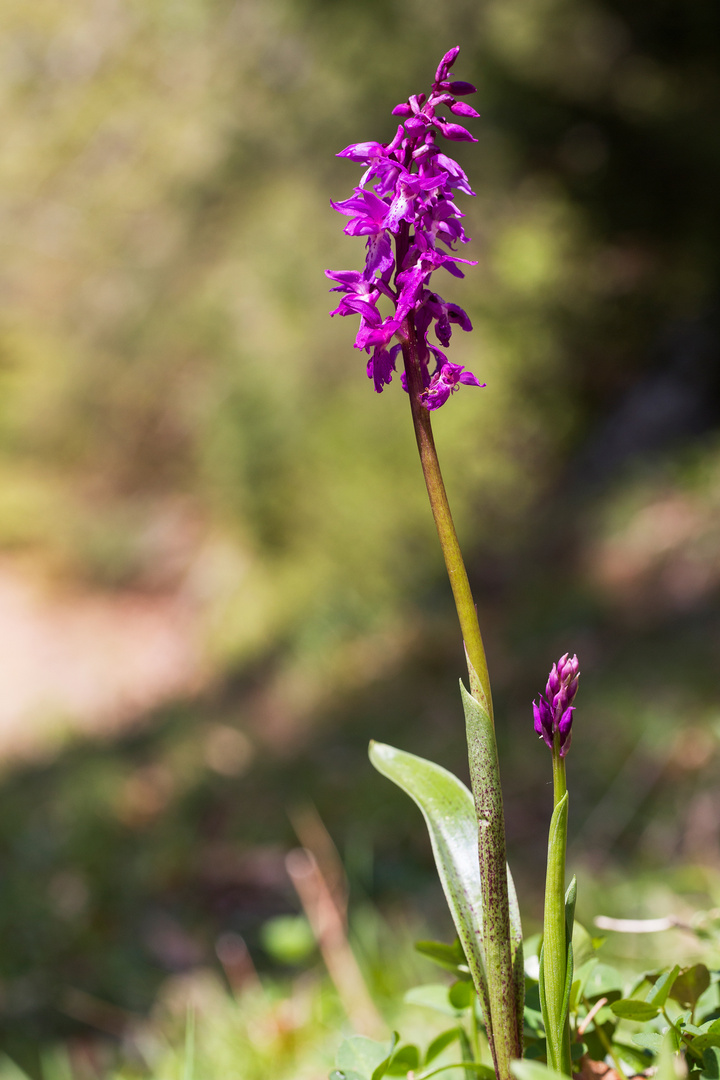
326 48 484 408
533 653 580 757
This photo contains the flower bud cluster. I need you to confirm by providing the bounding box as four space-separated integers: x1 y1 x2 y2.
533 653 580 757
326 48 484 410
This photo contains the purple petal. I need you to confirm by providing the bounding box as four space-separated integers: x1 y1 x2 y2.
447 80 477 95
434 119 477 143
450 101 480 118
337 141 385 162
435 46 460 85
459 371 485 387
364 233 394 277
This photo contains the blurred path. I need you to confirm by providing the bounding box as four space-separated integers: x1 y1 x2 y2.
0 557 207 763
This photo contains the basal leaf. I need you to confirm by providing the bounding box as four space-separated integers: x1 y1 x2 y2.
369 741 489 1006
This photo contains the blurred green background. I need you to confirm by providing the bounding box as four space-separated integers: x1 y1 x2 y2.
1 0 720 1070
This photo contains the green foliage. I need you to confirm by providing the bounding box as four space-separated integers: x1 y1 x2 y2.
368 741 490 1010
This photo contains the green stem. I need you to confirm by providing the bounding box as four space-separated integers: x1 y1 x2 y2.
552 747 567 808
542 741 571 1074
400 322 493 720
400 318 522 1078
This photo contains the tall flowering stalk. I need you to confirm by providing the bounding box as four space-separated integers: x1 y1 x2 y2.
328 49 523 1080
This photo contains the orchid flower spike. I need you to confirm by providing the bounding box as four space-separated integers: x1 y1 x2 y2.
326 47 484 410
533 653 580 757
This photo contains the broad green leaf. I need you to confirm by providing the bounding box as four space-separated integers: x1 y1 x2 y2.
404 984 461 1017
647 966 681 1009
330 1070 365 1080
336 1036 392 1080
425 1028 462 1065
449 980 475 1010
610 999 660 1022
672 966 712 1011
369 741 488 1007
510 1058 567 1080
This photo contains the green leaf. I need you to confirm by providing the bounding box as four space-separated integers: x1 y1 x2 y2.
647 966 681 1009
632 1031 665 1054
571 1042 587 1061
371 1033 400 1080
425 1028 462 1066
612 1040 655 1071
449 980 475 1010
690 1020 720 1055
336 1036 393 1080
539 792 569 1073
610 999 661 1022
385 1046 420 1075
672 966 712 1011
415 939 471 977
702 1046 720 1079
510 1059 568 1080
404 984 461 1017
369 741 489 1007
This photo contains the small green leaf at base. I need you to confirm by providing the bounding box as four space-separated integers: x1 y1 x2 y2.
610 999 660 1022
